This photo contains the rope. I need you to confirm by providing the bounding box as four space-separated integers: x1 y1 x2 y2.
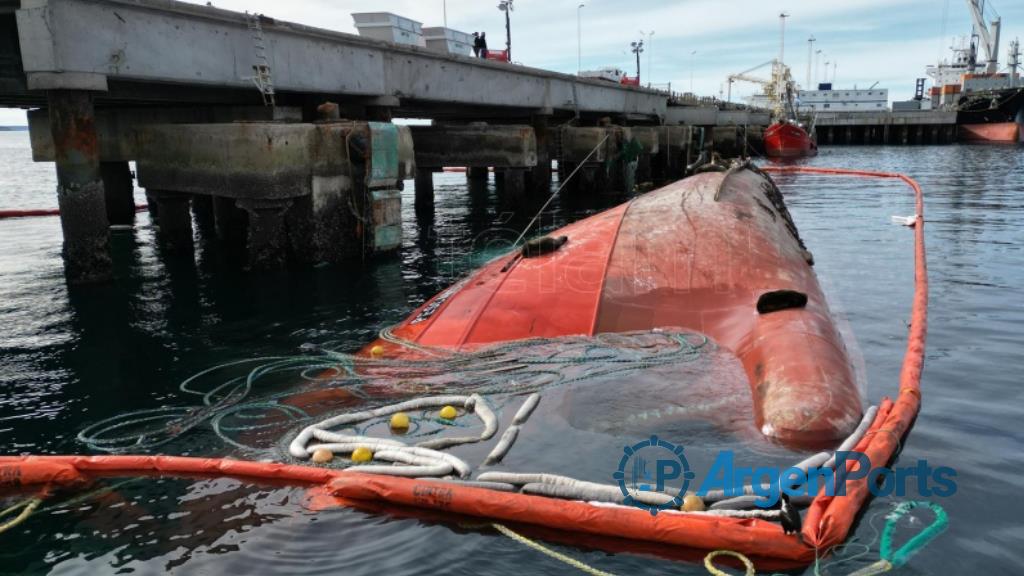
0 497 42 535
77 330 708 455
513 133 611 248
879 501 947 568
703 550 755 576
492 523 617 576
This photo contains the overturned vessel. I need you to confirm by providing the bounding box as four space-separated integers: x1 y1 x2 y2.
366 164 862 445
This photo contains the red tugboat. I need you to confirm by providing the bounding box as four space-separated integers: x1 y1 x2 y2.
764 121 818 158
730 14 818 158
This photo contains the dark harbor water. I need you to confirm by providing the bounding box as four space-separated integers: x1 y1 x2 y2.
1 129 1023 574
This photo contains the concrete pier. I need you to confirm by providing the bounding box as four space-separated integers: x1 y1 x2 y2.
814 110 957 145
47 90 111 284
1 0 770 282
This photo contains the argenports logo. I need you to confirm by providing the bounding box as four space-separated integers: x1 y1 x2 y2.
613 441 958 513
613 435 695 515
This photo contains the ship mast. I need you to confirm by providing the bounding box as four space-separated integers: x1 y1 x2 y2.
775 12 790 120
1010 38 1021 86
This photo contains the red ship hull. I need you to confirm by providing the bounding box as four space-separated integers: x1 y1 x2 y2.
764 122 818 158
959 121 1022 143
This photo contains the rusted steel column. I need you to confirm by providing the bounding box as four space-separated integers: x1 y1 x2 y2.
414 168 434 212
237 199 292 270
100 161 135 226
152 191 193 252
47 90 111 283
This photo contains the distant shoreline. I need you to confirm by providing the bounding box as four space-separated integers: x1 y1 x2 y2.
0 126 28 131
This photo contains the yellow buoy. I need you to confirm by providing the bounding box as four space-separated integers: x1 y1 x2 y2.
681 493 705 512
370 345 385 358
390 412 410 431
311 448 334 464
439 405 458 420
351 446 373 463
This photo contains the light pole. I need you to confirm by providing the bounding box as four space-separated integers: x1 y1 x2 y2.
806 35 815 88
824 60 830 85
577 3 584 74
498 0 513 61
833 60 837 83
689 50 697 92
640 30 654 87
815 49 823 86
630 39 644 80
777 12 789 103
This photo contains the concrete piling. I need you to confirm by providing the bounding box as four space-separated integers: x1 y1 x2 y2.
152 191 194 252
237 199 292 270
47 90 112 284
191 194 216 237
414 168 435 212
213 196 248 257
530 115 552 195
100 161 135 226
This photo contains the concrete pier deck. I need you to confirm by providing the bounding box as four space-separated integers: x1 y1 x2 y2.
814 110 958 145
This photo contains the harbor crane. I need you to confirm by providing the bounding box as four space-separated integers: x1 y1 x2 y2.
966 0 1001 74
726 59 799 121
726 60 775 102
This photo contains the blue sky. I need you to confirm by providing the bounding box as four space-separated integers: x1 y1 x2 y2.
2 0 1022 124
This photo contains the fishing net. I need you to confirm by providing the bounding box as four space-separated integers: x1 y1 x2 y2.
77 329 722 460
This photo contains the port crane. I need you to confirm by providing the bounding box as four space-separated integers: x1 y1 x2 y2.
726 59 798 121
965 0 1001 74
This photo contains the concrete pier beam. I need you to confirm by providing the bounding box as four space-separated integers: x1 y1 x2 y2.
136 121 414 263
152 191 193 252
100 161 135 226
237 199 292 270
410 124 537 170
414 168 435 212
47 90 112 284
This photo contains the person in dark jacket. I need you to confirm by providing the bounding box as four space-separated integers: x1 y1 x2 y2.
479 32 489 59
472 32 481 57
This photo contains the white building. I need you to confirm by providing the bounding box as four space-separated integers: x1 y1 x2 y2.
796 86 889 113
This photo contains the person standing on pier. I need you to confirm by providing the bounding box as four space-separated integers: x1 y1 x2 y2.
479 32 489 59
472 32 481 57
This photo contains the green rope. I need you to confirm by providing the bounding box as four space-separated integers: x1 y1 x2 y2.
880 501 948 568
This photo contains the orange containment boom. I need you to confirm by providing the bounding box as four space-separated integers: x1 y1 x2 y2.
0 166 927 565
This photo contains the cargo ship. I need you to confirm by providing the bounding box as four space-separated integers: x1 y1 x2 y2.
926 0 1023 142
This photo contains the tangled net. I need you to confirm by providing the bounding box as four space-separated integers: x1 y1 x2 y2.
77 329 710 455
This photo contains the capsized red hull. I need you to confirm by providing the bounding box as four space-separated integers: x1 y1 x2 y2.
764 122 818 158
366 166 862 445
959 121 1022 143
